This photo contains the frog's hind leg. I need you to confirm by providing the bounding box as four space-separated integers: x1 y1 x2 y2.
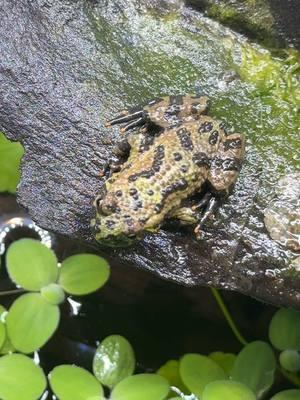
193 195 218 238
208 132 245 194
105 109 148 133
169 192 218 237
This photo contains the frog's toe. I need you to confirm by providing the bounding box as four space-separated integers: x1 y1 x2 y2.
105 110 145 128
120 116 147 133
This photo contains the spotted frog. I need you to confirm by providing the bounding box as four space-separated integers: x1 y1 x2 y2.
91 95 245 246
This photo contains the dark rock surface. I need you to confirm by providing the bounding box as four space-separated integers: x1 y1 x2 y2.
187 0 300 49
0 0 299 308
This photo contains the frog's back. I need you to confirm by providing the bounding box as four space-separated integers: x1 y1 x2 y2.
103 116 224 229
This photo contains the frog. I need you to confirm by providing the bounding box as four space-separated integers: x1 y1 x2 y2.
91 94 245 247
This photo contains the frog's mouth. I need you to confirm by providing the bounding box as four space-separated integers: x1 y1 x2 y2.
96 233 137 248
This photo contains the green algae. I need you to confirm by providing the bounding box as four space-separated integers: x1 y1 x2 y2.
190 0 279 48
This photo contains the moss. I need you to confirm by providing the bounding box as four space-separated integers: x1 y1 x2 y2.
196 0 280 48
239 45 300 109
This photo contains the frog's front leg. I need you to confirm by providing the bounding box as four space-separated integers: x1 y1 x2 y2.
100 130 154 178
99 139 130 178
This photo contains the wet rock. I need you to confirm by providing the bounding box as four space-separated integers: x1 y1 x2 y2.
264 173 300 252
0 0 299 308
187 0 300 49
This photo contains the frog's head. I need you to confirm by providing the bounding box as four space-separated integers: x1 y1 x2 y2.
91 193 143 247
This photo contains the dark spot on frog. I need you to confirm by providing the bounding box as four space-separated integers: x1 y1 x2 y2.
209 130 219 145
213 157 241 171
180 165 189 173
106 220 116 229
192 152 210 168
222 158 241 171
128 175 138 182
173 152 183 161
139 217 148 224
135 200 143 208
161 179 189 204
169 120 183 129
128 144 165 181
147 189 154 196
198 121 213 133
115 190 123 197
165 104 181 116
224 138 243 150
177 127 194 151
94 222 101 232
129 188 138 196
154 203 164 213
139 135 156 153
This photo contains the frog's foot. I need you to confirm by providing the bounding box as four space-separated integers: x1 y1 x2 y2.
105 108 148 133
194 195 218 239
169 193 217 230
169 206 199 225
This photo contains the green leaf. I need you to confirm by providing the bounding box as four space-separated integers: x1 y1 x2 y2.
93 334 135 388
208 352 236 376
41 283 66 305
269 308 300 351
231 341 276 399
0 305 7 350
179 354 226 398
49 365 104 400
0 306 14 355
202 380 256 400
6 293 59 353
111 373 170 400
6 238 58 291
0 132 23 193
271 390 300 400
59 254 110 295
157 360 188 394
0 304 15 355
279 350 300 373
0 336 15 355
0 354 46 400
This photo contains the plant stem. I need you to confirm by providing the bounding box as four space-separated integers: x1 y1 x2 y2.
210 287 248 347
0 288 25 296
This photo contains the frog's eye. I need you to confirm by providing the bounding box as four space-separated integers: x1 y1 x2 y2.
95 197 102 211
100 200 119 216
